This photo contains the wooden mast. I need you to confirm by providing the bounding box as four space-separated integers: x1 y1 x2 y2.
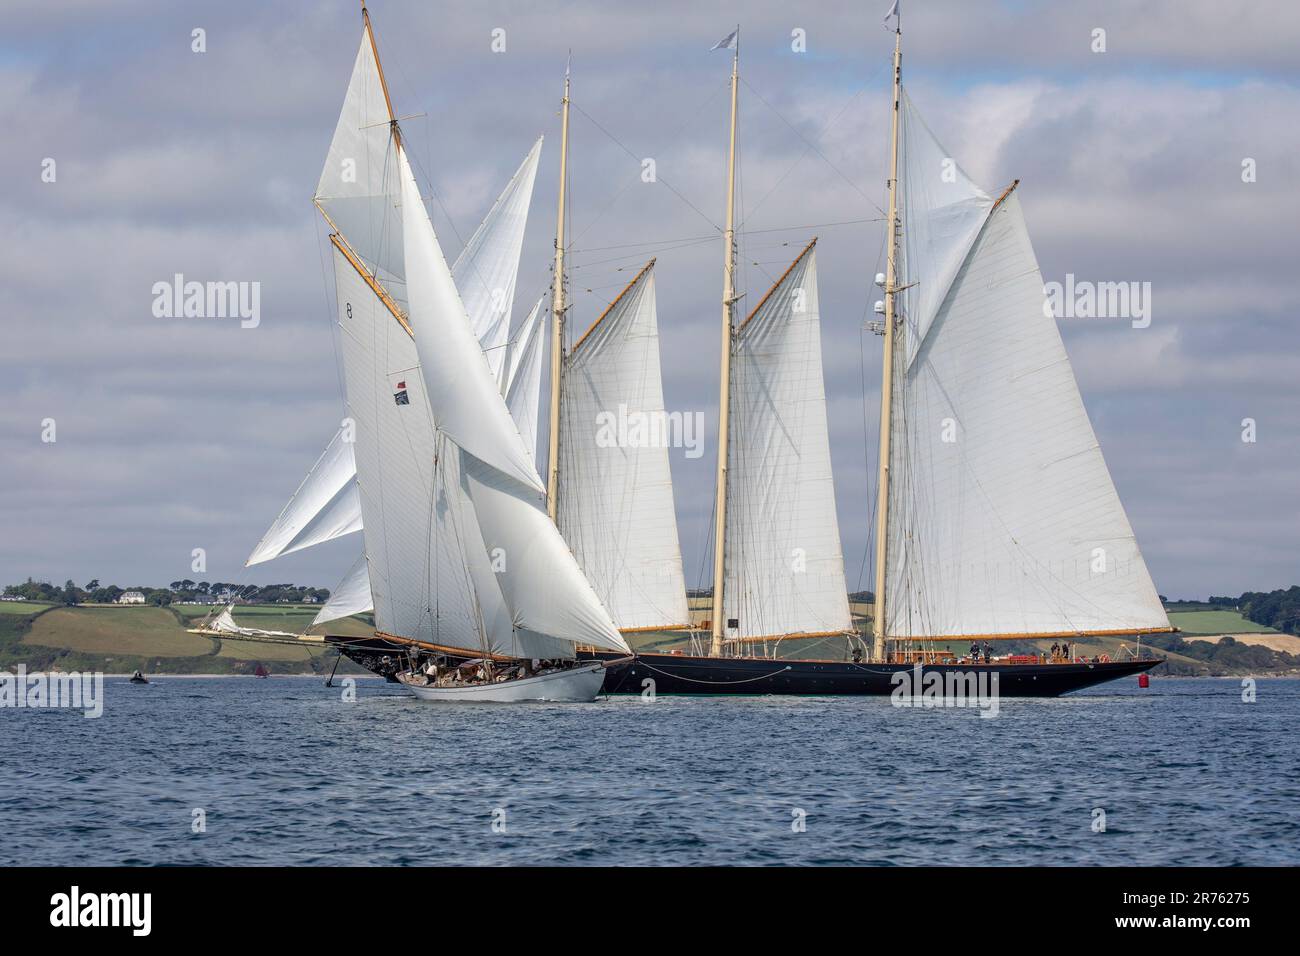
872 14 903 663
546 59 571 521
709 30 740 658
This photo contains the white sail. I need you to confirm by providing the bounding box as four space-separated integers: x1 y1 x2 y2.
451 137 543 384
245 426 362 566
884 94 1169 639
459 454 631 654
399 151 543 492
898 89 992 369
258 144 545 561
504 296 547 464
558 263 691 630
316 28 405 305
312 553 373 627
398 149 627 655
333 244 488 652
206 605 298 639
723 243 853 641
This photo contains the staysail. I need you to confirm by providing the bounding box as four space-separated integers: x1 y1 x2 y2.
398 150 628 654
722 242 853 641
558 261 691 630
451 137 543 384
883 91 1169 639
504 296 548 464
245 425 363 566
312 553 373 627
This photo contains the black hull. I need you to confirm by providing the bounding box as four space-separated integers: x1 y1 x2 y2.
326 635 1162 698
580 650 1161 697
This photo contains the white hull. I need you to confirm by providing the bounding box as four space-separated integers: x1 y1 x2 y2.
404 662 607 703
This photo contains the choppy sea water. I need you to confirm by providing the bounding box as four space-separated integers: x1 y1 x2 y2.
2 675 1297 866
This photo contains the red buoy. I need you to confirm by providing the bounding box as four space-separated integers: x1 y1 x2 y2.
1138 673 1150 688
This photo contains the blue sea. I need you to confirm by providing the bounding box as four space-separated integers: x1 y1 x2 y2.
2 675 1297 866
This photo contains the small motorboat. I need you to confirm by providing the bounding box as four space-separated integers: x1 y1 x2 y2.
128 670 149 685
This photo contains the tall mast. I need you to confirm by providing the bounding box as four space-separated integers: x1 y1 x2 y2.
709 30 740 658
361 3 400 150
872 16 903 663
546 59 571 521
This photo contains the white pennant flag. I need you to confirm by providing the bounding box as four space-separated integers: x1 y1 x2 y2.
884 0 900 23
711 29 738 51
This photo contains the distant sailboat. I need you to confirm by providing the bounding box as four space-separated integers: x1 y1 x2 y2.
253 663 270 679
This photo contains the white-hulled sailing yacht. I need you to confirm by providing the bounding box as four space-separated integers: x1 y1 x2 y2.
227 5 633 701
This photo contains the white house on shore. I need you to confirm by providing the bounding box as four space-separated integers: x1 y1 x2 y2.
115 591 146 605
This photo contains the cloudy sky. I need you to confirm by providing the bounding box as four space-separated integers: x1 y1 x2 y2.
2 0 1297 602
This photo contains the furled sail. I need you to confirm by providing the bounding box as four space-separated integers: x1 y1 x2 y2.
399 151 544 492
312 553 373 626
722 242 853 641
451 137 543 384
504 296 547 464
316 27 405 306
883 91 1169 639
558 262 691 630
245 425 362 566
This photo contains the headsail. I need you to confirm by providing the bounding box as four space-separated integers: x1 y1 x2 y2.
884 92 1169 639
398 147 628 654
451 136 544 384
312 553 373 627
504 296 548 464
245 425 363 566
558 262 691 630
722 242 853 641
399 151 544 492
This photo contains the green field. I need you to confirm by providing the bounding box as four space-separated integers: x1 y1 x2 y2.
0 601 55 615
1166 609 1279 636
0 602 369 676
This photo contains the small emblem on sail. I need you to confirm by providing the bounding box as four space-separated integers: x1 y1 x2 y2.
393 380 410 406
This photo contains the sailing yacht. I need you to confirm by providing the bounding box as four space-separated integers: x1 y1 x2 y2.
231 5 632 701
581 18 1169 694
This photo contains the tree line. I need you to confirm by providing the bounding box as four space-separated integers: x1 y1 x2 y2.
3 578 331 607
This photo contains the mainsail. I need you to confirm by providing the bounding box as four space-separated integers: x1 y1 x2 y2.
722 242 853 641
557 261 690 630
244 425 362 566
882 91 1169 639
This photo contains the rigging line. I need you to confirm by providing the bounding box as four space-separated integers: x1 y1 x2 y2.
569 100 721 234
573 217 885 256
738 82 880 230
313 213 348 425
738 76 886 220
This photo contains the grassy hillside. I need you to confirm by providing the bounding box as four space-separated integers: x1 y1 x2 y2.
1166 609 1280 635
0 602 366 676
